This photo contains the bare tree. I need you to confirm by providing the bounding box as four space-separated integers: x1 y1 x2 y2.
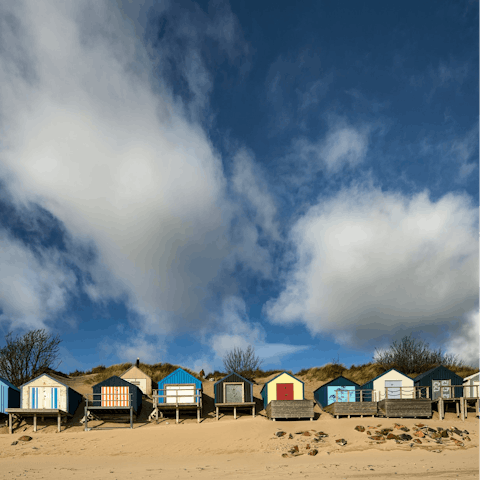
223 345 262 379
0 329 62 386
374 334 465 374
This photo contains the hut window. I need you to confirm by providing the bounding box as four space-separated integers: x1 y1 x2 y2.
223 383 244 403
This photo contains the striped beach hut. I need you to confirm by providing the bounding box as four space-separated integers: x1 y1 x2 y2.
152 368 203 423
6 373 83 434
313 376 360 408
260 372 314 421
414 365 463 399
85 376 143 430
91 376 143 412
0 377 20 414
214 372 255 420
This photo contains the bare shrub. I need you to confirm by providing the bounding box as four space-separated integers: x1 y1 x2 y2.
223 345 262 380
0 329 61 387
374 334 466 375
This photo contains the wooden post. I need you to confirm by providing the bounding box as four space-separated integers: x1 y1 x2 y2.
464 398 468 419
216 406 219 420
234 407 237 420
456 401 460 417
360 390 363 402
252 406 255 418
130 407 133 429
272 418 276 421
438 398 444 421
197 407 200 423
57 413 61 433
476 399 479 417
8 413 12 434
84 407 88 431
460 398 465 422
33 414 37 432
176 408 179 424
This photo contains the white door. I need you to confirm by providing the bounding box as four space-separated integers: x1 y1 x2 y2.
165 384 195 404
385 380 402 399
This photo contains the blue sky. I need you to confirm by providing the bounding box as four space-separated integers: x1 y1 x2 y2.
0 0 478 375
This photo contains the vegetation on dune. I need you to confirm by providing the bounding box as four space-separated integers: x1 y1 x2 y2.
81 362 202 385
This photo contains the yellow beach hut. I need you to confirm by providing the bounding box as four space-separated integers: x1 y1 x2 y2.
260 372 314 421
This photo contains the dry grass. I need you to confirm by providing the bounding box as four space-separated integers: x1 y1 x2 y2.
296 362 479 386
84 362 202 385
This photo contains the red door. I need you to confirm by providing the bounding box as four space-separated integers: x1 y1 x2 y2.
276 383 294 400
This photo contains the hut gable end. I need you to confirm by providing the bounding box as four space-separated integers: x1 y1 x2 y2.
120 366 153 395
313 376 360 408
214 372 253 404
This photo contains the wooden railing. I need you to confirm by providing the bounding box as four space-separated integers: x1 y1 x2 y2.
431 385 479 399
334 389 376 402
384 386 429 399
152 389 202 407
85 392 133 408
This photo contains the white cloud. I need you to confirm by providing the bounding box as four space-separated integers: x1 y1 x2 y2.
445 310 479 368
0 1 258 334
209 296 309 367
289 121 369 175
264 184 478 347
112 334 161 364
232 149 280 241
0 229 76 330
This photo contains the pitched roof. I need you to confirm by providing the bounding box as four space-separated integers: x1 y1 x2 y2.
413 365 462 383
463 372 480 382
260 371 303 393
360 368 411 388
120 365 152 380
313 375 359 393
0 376 20 391
20 373 71 389
214 371 253 387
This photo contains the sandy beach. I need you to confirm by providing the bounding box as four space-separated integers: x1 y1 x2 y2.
1 375 478 480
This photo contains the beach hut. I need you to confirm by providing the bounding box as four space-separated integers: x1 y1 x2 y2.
86 376 143 430
360 368 414 401
0 377 20 414
414 365 463 400
120 360 153 395
152 368 203 423
463 372 479 399
361 369 432 418
260 372 314 421
313 376 360 408
313 376 377 418
6 373 82 434
214 372 255 420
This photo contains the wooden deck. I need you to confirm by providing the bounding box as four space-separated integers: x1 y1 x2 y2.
5 408 71 434
377 398 432 418
214 402 255 420
322 401 378 418
265 400 314 421
150 403 202 424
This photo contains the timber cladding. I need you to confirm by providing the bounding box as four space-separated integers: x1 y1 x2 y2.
323 402 378 416
265 400 314 420
214 372 253 404
21 374 68 410
378 399 432 418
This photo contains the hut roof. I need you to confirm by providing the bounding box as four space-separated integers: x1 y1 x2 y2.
158 368 202 387
413 365 463 383
21 373 72 389
260 371 303 393
120 365 152 380
313 375 359 393
214 371 253 387
359 368 410 388
0 376 20 392
463 372 480 381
